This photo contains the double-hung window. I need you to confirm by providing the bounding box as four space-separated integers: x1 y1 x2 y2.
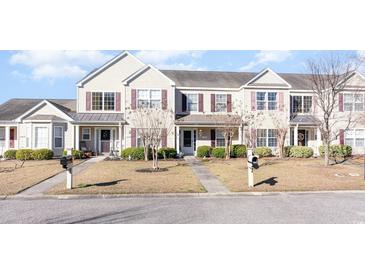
268 92 277 110
187 94 198 111
215 94 227 112
256 92 277 110
292 95 312 113
256 92 266 110
54 126 63 148
137 89 161 109
92 92 115 111
345 129 365 147
344 93 364 112
256 129 277 148
82 128 91 141
216 130 226 147
0 128 4 141
35 127 48 148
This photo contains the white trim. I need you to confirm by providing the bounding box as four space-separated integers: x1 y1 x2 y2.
122 64 175 86
81 127 91 141
243 68 292 89
136 88 162 109
177 86 239 91
90 91 116 111
54 126 64 149
15 100 74 122
77 51 145 87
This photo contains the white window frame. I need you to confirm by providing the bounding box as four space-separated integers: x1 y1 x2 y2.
344 93 364 112
187 94 199 112
257 92 278 111
0 128 4 141
345 129 365 148
91 91 116 111
137 89 162 109
54 126 63 149
34 126 48 149
215 94 227 112
256 128 277 148
82 128 91 141
215 129 226 147
291 95 313 114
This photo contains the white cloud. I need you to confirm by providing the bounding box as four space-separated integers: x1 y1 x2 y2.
240 50 292 71
9 50 113 80
135 50 206 70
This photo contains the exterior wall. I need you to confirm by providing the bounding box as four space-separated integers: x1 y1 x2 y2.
78 54 144 113
249 70 289 86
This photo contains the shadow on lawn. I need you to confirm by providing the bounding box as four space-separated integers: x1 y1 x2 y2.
254 177 278 187
77 179 127 188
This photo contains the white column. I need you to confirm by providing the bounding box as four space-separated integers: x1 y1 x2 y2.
294 124 298 146
119 124 123 151
176 126 180 153
75 125 80 150
238 126 243 144
48 123 53 150
4 126 10 151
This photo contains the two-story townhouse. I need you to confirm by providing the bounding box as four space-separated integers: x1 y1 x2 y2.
1 51 365 157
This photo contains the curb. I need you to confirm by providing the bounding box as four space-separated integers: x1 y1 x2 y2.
6 189 365 201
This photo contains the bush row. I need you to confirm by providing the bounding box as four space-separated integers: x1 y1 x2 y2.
63 149 85 159
121 147 177 160
284 146 313 158
319 145 352 158
4 149 54 160
197 145 247 158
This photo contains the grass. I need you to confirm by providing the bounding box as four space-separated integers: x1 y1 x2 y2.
0 159 81 195
48 160 206 194
203 157 365 192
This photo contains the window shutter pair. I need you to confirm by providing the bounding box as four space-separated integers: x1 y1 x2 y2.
182 93 204 112
86 91 121 111
251 91 284 111
210 94 232 112
131 89 167 110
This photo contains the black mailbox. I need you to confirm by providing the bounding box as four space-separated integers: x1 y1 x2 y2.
60 155 73 169
248 155 259 169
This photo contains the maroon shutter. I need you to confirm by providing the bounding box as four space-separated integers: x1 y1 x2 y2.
251 128 257 148
227 94 232 112
182 94 187 112
131 128 136 147
115 92 121 111
211 94 215 112
198 94 204 112
162 89 167 110
339 93 344 112
161 128 167 147
251 92 256 111
278 92 284 111
339 129 344 145
211 129 216 147
131 89 137 110
312 96 317 113
86 92 91 111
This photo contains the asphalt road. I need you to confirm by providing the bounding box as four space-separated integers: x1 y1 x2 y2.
1 192 365 223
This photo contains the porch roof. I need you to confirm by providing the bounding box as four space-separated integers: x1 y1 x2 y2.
175 114 241 126
290 114 320 126
24 114 66 121
70 113 126 124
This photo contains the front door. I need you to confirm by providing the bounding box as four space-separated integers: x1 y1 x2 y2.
9 128 15 148
182 130 194 155
298 130 306 146
100 129 111 153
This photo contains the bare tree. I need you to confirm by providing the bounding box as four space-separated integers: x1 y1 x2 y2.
269 110 290 158
307 54 358 166
128 108 151 161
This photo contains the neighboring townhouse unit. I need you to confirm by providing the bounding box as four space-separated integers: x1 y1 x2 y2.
1 51 365 157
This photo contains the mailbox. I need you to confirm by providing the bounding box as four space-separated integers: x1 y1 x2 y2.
248 155 259 169
60 155 73 169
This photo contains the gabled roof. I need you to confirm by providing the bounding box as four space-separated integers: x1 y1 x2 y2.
0 98 76 122
244 68 292 88
122 64 175 86
24 114 66 121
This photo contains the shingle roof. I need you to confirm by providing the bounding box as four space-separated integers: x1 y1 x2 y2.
290 114 320 125
175 114 241 125
161 70 314 90
24 114 66 121
0 98 76 121
70 113 125 123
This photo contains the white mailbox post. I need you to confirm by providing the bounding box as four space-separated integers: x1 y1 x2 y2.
247 148 259 188
59 148 74 189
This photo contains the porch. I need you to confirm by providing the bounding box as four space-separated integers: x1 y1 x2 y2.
0 125 18 156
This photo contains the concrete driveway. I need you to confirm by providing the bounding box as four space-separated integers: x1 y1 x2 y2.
1 192 365 223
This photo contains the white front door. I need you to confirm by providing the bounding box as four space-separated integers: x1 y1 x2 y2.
182 129 194 155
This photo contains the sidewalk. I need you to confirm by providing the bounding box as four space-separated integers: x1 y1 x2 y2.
17 156 105 197
184 156 230 193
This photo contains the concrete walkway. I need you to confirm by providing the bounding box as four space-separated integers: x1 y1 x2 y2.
17 156 105 197
184 156 230 193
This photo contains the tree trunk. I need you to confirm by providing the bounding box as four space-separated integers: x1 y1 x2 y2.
324 141 330 167
144 146 149 161
225 136 230 160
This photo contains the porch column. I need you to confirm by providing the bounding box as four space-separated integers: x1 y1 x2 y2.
75 125 80 150
118 123 123 151
48 123 53 150
4 126 10 151
294 124 298 146
176 126 180 153
238 125 243 144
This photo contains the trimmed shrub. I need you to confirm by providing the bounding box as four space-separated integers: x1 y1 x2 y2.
254 147 272 157
319 144 352 158
288 146 313 158
197 146 212 158
284 146 293 157
32 149 54 160
232 145 247 158
16 149 34 160
121 147 145 160
63 149 85 159
158 147 177 159
4 149 17 160
211 147 225 158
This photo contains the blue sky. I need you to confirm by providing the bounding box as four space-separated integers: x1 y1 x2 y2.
0 50 361 104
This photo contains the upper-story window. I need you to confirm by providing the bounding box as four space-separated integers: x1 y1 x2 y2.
92 92 115 111
256 92 277 110
187 94 198 111
216 94 227 112
344 93 364 111
291 95 312 113
137 89 161 109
